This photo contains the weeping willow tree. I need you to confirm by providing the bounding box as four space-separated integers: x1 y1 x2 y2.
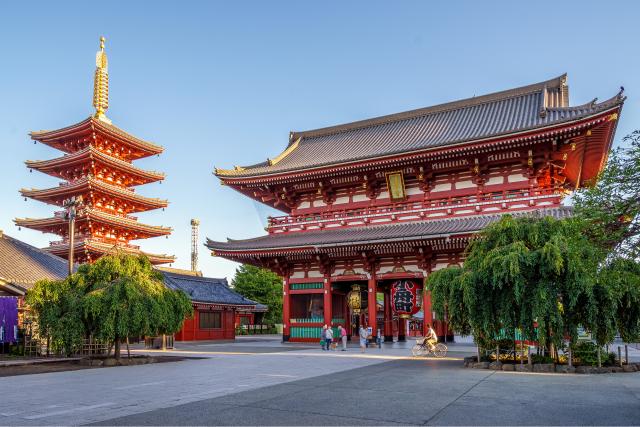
27 253 193 358
427 215 609 353
26 274 89 356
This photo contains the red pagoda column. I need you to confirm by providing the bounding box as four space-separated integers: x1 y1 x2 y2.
323 277 332 326
423 288 433 337
384 289 392 341
367 274 377 340
282 277 291 341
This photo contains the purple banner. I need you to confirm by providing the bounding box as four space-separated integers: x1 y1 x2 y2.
0 297 18 343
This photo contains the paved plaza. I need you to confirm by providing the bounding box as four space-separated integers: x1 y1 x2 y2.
0 336 639 426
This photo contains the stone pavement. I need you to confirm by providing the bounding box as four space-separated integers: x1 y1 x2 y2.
1 336 638 426
95 358 640 426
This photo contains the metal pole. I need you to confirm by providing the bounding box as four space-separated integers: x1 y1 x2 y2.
597 346 602 368
68 213 75 275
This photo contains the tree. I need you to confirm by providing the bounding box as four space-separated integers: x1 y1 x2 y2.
573 130 640 258
427 215 603 352
231 264 282 325
26 253 193 358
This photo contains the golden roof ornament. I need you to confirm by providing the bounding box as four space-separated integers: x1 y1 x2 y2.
93 36 111 124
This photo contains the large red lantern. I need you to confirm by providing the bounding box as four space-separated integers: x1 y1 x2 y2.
391 280 421 318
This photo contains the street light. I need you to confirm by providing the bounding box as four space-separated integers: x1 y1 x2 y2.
62 195 83 275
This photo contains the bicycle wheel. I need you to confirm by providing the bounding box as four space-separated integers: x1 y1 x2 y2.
412 344 426 357
433 343 448 358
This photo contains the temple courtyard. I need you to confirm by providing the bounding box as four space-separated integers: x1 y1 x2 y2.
0 336 637 426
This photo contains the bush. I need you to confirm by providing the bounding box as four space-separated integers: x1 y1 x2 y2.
571 341 617 366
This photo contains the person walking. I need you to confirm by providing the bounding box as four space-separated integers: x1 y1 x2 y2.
376 328 382 350
325 325 334 351
338 325 348 351
321 324 328 350
359 324 368 353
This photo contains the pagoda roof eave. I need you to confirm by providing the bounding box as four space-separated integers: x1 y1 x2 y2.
25 146 165 184
15 209 172 238
30 116 163 157
20 177 169 211
206 207 573 257
46 239 175 265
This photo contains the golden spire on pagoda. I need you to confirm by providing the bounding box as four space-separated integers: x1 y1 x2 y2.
93 36 111 124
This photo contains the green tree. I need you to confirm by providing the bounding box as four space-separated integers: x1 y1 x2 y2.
26 275 88 356
573 130 640 258
231 264 282 325
427 215 604 352
26 253 193 358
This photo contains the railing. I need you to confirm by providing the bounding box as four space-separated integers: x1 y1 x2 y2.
289 283 323 290
268 187 562 230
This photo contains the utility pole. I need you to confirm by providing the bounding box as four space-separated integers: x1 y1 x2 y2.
191 218 200 272
63 195 83 275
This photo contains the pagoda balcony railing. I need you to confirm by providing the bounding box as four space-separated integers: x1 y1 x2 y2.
49 236 140 250
53 210 138 221
267 187 563 232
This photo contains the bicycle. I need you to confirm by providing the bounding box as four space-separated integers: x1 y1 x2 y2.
411 338 448 358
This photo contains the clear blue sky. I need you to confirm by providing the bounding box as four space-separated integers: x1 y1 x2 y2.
1 1 638 280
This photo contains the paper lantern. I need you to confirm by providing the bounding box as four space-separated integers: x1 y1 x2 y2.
391 280 421 318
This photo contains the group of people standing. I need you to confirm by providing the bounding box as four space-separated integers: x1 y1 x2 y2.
321 324 383 353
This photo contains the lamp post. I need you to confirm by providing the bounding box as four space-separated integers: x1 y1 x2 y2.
62 195 83 275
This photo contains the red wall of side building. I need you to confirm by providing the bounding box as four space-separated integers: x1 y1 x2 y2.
175 306 235 341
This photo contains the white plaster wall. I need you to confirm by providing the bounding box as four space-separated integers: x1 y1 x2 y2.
455 180 476 189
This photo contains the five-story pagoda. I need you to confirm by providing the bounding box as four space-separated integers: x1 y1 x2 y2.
15 37 174 265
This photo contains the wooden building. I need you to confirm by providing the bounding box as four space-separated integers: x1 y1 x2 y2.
15 37 173 264
206 75 623 342
162 269 266 341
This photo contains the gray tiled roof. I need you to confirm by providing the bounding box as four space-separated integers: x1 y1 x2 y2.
0 232 68 292
207 207 572 252
219 75 623 178
162 270 264 308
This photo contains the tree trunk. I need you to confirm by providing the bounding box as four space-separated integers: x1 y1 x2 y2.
114 338 121 360
126 337 131 359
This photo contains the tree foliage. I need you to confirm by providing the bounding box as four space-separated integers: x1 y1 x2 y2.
573 130 640 258
26 253 193 358
231 264 282 324
427 130 640 349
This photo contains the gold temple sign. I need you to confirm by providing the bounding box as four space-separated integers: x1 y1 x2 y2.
385 171 406 201
93 36 111 124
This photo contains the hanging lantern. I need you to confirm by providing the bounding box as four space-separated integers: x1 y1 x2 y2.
391 280 421 318
347 284 362 314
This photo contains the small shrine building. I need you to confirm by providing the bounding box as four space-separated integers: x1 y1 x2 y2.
161 269 267 341
207 75 623 343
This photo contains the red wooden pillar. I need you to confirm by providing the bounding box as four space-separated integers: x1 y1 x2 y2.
367 274 377 339
398 315 406 342
384 289 392 341
282 277 291 341
423 289 433 337
323 277 332 326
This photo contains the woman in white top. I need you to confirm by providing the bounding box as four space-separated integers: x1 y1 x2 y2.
359 325 369 353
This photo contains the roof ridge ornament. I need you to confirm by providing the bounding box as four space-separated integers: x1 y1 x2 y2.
93 36 111 124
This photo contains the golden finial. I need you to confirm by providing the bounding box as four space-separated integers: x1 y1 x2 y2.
93 36 111 124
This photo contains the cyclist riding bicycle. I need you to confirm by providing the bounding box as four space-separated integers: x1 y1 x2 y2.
423 324 437 350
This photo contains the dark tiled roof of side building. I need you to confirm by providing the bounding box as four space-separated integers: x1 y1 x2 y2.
161 270 266 310
0 231 68 293
217 75 624 178
207 207 573 252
